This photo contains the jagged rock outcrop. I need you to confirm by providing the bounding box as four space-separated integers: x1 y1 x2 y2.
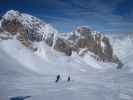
1 19 25 35
77 27 116 61
0 10 121 65
76 26 91 36
53 37 72 56
52 26 118 63
65 26 119 63
1 18 34 48
0 10 57 48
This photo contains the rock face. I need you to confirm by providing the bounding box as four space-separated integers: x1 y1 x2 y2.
0 10 57 48
52 25 118 63
0 10 121 64
1 19 25 35
53 37 72 56
75 27 115 62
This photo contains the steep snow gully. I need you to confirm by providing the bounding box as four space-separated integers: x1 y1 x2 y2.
0 10 133 100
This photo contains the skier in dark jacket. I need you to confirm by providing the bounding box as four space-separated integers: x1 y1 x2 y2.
55 74 60 82
117 62 123 69
67 76 71 82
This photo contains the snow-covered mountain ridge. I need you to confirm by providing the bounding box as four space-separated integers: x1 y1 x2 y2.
56 26 120 63
0 10 57 49
0 10 122 70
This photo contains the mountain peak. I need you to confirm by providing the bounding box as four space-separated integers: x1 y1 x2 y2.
3 10 20 21
1 10 57 42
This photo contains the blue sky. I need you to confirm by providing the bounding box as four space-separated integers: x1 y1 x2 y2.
0 0 133 33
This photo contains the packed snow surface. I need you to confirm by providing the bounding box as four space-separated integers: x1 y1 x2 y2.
0 33 133 100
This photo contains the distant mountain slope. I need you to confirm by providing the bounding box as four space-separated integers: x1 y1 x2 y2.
0 10 122 72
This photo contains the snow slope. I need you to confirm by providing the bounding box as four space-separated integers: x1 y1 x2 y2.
109 34 133 71
0 33 133 100
0 37 94 75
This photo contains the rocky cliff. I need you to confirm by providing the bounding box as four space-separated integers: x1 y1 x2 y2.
0 10 121 65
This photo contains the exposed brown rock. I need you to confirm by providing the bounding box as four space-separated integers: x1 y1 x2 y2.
77 26 91 36
67 26 117 63
1 18 34 48
16 31 33 48
53 37 72 56
1 19 25 35
0 16 42 49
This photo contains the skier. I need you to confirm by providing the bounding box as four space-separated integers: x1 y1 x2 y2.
55 74 60 82
117 62 123 69
67 76 71 82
